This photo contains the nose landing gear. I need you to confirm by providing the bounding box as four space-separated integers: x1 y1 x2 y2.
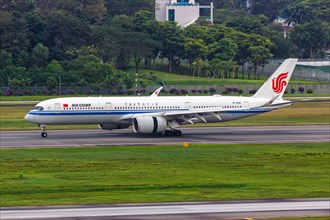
40 124 47 138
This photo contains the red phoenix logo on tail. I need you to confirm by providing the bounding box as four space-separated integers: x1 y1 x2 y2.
272 72 288 94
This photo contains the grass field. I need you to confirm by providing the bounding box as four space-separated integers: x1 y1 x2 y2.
0 143 329 207
131 67 326 86
0 101 329 130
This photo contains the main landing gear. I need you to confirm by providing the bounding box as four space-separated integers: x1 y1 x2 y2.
164 129 182 137
40 124 47 138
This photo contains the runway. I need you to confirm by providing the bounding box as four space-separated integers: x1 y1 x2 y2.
1 199 329 219
1 125 329 148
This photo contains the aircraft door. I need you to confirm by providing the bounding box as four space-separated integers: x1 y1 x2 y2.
185 102 191 109
243 101 249 108
54 103 61 110
105 102 112 110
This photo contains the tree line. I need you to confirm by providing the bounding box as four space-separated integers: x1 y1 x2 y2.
0 0 329 93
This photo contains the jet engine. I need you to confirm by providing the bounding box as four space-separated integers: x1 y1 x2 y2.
98 124 129 130
133 116 167 134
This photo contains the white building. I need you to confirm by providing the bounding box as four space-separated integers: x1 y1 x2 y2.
155 0 213 27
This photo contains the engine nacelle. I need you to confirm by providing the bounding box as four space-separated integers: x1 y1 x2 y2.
98 124 129 130
133 116 167 134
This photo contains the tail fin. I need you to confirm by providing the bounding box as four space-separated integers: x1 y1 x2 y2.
253 58 298 99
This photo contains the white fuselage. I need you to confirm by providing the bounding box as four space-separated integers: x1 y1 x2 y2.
25 95 272 125
24 58 298 136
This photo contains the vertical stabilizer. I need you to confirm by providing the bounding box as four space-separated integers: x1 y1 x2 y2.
253 58 298 99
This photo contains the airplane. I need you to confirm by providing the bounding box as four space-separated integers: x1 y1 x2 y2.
25 58 298 137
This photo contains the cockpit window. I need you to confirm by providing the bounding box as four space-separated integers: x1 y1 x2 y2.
33 106 44 111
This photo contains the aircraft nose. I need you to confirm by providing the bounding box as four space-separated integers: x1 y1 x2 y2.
24 112 34 122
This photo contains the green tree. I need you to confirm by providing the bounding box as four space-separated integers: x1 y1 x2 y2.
108 15 136 69
250 0 291 21
30 43 49 67
46 76 58 90
225 16 265 35
208 38 238 78
127 32 161 74
133 11 163 69
184 38 208 74
44 12 90 51
209 58 222 78
0 50 13 69
8 77 32 90
25 12 47 49
82 62 114 83
15 50 29 67
226 30 251 79
283 0 330 25
158 22 185 72
122 74 134 89
248 46 272 79
192 59 208 77
45 60 65 80
289 20 329 58
105 0 154 16
0 11 29 58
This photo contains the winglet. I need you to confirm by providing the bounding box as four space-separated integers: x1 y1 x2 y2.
150 86 163 97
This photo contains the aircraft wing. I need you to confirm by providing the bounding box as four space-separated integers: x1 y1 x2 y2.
120 108 244 124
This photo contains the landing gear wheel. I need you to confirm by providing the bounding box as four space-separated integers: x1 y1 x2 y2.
164 130 173 136
41 132 47 138
174 130 182 136
164 129 182 137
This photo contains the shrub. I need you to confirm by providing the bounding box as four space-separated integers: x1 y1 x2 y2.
225 87 232 93
7 88 14 96
249 89 257 94
141 89 146 94
198 89 203 94
284 89 288 94
175 90 180 95
209 87 216 94
232 87 239 93
169 88 177 94
307 89 313 94
87 90 94 95
23 90 33 95
180 89 188 95
203 89 209 94
126 90 133 95
111 90 117 95
298 87 305 94
191 89 197 94
42 89 49 95
14 91 23 96
238 89 244 94
119 90 126 95
290 88 295 94
0 90 2 96
51 89 58 95
35 90 42 95
222 90 229 94
135 90 141 94
67 89 77 95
